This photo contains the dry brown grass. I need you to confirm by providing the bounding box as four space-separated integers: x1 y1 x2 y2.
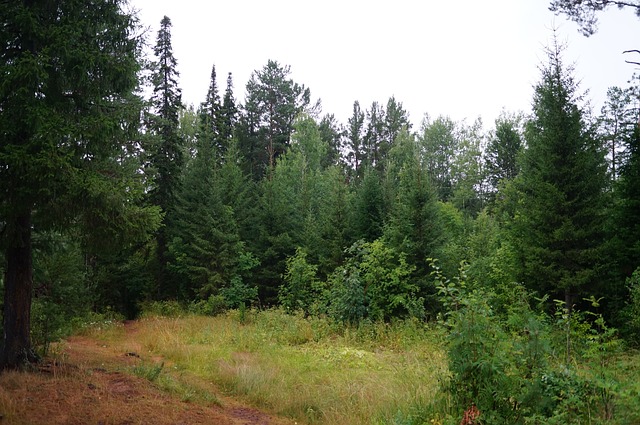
0 322 297 425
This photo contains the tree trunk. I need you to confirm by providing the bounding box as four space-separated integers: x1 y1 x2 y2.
1 212 37 370
564 287 574 313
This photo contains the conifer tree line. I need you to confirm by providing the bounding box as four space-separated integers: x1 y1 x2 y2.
2 2 640 369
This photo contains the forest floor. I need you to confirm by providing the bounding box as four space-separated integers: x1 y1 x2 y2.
0 321 298 425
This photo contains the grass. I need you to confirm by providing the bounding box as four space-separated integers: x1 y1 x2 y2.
133 309 447 424
130 308 640 425
16 306 637 424
130 360 223 405
609 349 640 424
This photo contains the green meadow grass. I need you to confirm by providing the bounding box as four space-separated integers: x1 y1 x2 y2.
134 309 447 424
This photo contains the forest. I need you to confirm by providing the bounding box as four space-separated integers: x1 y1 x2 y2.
1 0 640 424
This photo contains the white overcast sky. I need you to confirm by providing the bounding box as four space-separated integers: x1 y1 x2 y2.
129 0 640 129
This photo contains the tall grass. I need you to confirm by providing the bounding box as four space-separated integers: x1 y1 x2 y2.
134 309 446 424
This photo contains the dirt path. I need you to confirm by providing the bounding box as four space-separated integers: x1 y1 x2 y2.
0 323 298 425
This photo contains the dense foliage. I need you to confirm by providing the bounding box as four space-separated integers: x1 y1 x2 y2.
1 4 640 423
0 0 160 369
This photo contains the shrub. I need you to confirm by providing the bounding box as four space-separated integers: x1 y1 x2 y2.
279 247 320 315
189 294 227 316
621 267 640 346
327 240 424 325
31 231 91 356
132 361 164 382
139 300 187 318
432 259 624 424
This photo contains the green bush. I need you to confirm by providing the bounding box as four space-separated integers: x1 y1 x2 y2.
279 247 320 315
328 263 368 325
432 259 625 424
327 240 424 325
31 232 91 356
139 300 187 318
621 267 640 346
188 294 227 316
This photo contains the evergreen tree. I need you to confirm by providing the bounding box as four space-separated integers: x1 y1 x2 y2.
364 101 386 170
345 101 366 179
220 72 238 153
147 16 184 298
318 113 344 168
485 112 524 198
599 86 637 181
169 69 246 301
218 143 256 245
237 60 312 179
0 0 158 369
316 166 352 278
198 64 222 162
252 165 301 304
384 96 412 144
510 38 608 306
351 167 386 242
384 129 442 302
169 149 244 299
615 121 640 278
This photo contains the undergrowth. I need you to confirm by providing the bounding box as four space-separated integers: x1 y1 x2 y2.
427 259 640 425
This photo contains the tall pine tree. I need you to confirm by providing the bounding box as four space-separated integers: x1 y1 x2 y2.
220 72 238 153
237 60 312 180
147 16 184 298
0 0 157 369
485 112 524 199
345 101 366 180
510 37 608 306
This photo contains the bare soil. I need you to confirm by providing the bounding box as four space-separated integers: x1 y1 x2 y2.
0 322 298 425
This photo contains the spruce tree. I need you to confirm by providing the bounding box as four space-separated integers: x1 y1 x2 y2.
616 122 640 278
318 113 344 169
363 101 386 169
485 112 524 198
147 16 184 298
384 129 442 300
170 149 244 299
198 64 222 163
351 167 386 242
220 72 238 153
510 38 608 306
346 101 366 180
0 0 157 369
